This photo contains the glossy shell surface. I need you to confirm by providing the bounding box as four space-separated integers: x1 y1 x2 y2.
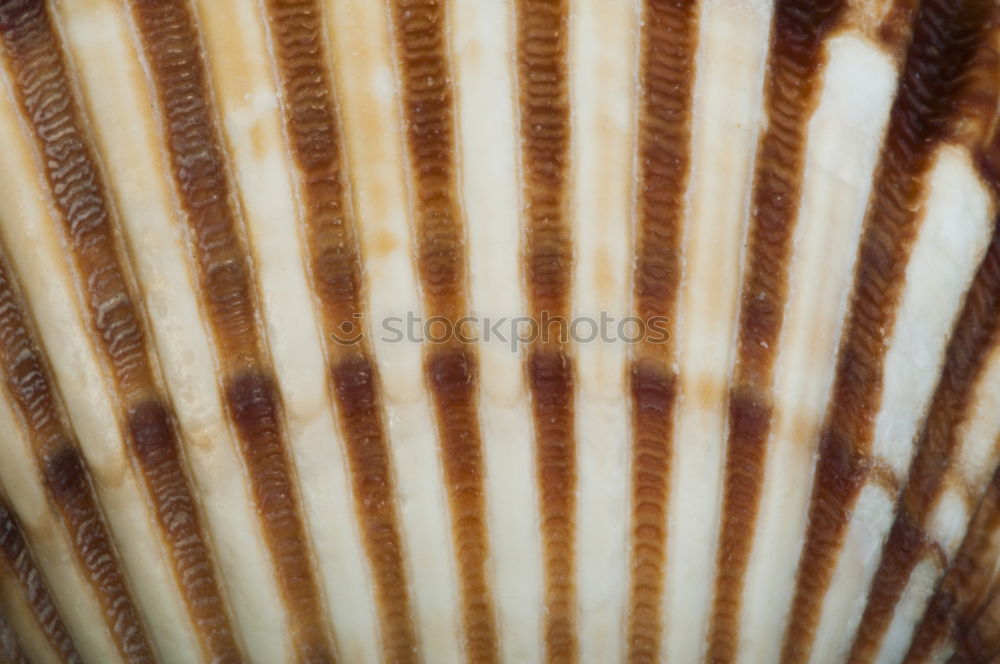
0 0 999 663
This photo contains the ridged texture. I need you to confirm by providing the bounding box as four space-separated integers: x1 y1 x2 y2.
0 0 998 662
0 251 148 663
515 1 577 662
707 1 844 660
126 0 334 660
626 1 697 661
0 0 236 661
260 1 419 661
0 502 80 664
387 1 498 660
903 466 1000 663
781 2 996 661
847 173 1000 661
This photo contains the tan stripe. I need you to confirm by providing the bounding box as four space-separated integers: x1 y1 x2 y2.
514 1 576 661
706 2 846 661
259 0 419 660
780 2 995 661
849 210 1000 661
385 1 499 660
0 501 81 664
0 2 240 661
625 1 698 660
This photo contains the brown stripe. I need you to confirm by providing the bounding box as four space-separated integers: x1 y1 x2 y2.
259 1 419 660
125 0 261 369
905 460 1000 664
514 1 576 661
625 1 697 660
42 448 153 663
0 501 81 664
223 370 333 662
516 0 572 318
527 347 576 664
626 360 677 664
0 2 240 661
849 511 932 662
847 209 1000 662
779 2 994 661
0 251 152 662
706 2 845 661
0 609 28 664
424 348 496 661
330 356 418 661
126 0 335 659
388 0 467 321
385 2 498 660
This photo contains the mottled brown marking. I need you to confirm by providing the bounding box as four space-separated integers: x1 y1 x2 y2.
848 209 1000 663
0 501 81 664
629 0 696 347
385 1 499 658
868 458 902 496
0 1 238 660
260 1 417 660
0 610 27 664
706 2 845 660
953 577 1000 664
515 1 576 661
876 0 920 52
0 268 74 462
781 3 995 660
928 490 1000 664
904 469 1000 660
625 3 697 658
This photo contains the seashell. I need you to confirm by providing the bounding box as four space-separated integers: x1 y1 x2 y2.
0 0 998 662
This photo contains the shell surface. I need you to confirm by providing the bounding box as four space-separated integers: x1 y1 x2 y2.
0 0 998 663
